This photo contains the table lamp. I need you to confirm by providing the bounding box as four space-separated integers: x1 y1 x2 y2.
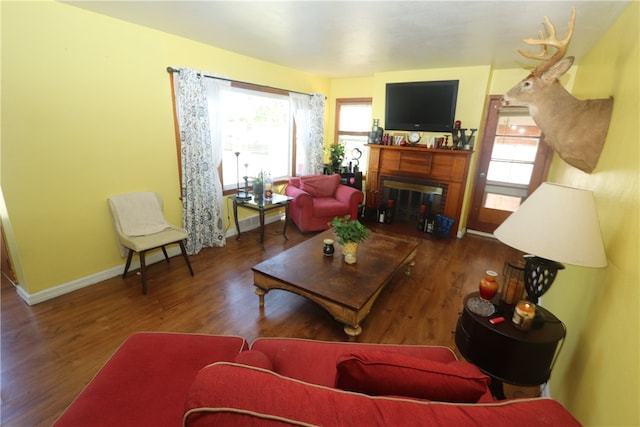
234 152 251 200
493 182 607 304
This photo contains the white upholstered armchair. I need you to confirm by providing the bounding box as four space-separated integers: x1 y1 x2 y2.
107 192 194 294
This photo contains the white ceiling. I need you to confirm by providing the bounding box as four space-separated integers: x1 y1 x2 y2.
62 1 629 78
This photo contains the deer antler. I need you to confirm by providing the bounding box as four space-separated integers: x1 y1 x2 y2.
517 7 576 76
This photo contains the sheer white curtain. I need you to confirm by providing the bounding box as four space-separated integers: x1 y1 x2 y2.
172 68 227 254
291 93 325 175
204 75 231 235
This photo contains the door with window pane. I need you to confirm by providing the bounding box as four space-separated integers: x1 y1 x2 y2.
467 96 553 233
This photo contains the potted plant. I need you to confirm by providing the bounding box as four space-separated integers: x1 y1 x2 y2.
328 215 370 264
326 142 345 173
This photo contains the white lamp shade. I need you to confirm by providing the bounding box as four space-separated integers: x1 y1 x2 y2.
494 182 607 268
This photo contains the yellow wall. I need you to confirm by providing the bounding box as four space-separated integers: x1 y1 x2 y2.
542 3 639 425
0 1 328 294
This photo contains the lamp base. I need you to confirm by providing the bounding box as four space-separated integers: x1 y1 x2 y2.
523 255 565 304
236 191 252 200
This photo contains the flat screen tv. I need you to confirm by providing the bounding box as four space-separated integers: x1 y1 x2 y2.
385 80 459 132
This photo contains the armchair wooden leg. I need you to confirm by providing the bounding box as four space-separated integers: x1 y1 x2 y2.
161 246 170 262
140 250 148 295
179 241 194 276
123 250 134 278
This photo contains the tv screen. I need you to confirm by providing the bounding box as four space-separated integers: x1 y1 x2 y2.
385 80 459 132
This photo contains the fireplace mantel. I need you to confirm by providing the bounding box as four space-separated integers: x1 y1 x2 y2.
365 144 473 236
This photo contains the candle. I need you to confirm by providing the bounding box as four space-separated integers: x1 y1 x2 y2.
512 300 536 331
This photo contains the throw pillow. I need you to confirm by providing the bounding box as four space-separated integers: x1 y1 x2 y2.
233 350 274 371
300 174 340 198
335 350 490 403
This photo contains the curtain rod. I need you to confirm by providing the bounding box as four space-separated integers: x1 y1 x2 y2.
166 66 316 98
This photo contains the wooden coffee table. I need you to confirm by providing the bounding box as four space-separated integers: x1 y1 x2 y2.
252 229 419 340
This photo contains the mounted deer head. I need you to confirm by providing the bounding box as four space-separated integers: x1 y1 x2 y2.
501 8 613 173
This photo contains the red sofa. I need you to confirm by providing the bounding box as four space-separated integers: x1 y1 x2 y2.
52 333 582 427
285 174 364 232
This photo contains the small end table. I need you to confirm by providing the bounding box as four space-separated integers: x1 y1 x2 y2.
455 292 566 399
233 193 293 247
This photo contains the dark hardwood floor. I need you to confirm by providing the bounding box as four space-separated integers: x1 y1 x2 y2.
1 220 520 427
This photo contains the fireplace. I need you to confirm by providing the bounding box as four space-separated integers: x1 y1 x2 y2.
365 145 474 237
380 178 447 229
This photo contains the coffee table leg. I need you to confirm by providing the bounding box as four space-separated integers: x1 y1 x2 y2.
344 324 362 341
255 287 267 307
405 260 416 276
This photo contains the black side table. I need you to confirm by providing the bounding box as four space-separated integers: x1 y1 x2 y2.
233 193 292 247
455 292 566 399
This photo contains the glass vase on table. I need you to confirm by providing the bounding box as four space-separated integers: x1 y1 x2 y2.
467 270 499 316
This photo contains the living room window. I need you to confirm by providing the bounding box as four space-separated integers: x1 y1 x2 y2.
335 98 372 174
220 84 292 191
171 69 324 193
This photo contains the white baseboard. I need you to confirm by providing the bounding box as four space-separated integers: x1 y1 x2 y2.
15 247 184 306
466 229 497 239
16 213 284 306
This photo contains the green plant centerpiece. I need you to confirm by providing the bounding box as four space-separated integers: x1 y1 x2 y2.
329 215 370 264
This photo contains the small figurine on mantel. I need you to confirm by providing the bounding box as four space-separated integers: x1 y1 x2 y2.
451 120 477 150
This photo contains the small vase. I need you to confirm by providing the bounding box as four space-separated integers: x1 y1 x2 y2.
466 270 499 317
479 270 499 301
342 242 359 264
323 239 335 256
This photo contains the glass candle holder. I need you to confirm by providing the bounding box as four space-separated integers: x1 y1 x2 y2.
512 300 536 331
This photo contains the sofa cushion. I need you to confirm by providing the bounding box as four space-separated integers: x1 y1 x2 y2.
335 350 490 403
184 362 581 427
233 350 274 371
250 337 458 387
52 332 248 427
312 197 351 217
300 174 340 198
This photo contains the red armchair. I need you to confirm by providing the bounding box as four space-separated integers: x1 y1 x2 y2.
285 174 364 232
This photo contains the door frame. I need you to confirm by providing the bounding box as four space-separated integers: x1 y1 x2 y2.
467 95 553 234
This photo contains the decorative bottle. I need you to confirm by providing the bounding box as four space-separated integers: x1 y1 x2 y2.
384 199 394 224
425 215 436 233
377 203 386 223
479 270 499 301
417 204 427 230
